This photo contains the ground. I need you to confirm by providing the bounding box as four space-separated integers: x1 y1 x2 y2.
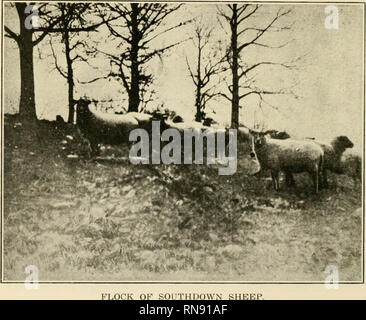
3 115 363 282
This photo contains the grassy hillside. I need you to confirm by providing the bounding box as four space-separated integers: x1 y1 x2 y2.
3 115 363 281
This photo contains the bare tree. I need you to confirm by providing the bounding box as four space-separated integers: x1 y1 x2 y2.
4 3 64 120
4 3 106 121
218 4 296 129
186 22 224 122
96 3 191 113
47 3 109 123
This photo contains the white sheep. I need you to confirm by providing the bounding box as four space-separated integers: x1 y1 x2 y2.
250 130 324 193
286 136 354 188
75 98 140 156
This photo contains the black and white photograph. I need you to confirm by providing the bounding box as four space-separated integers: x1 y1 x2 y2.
1 0 364 289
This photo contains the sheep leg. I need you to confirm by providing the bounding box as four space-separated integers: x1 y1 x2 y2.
271 170 280 191
285 172 296 187
83 137 99 158
285 172 290 186
311 169 319 193
322 169 329 188
89 141 100 157
289 174 296 187
271 171 276 190
76 128 98 159
275 171 280 190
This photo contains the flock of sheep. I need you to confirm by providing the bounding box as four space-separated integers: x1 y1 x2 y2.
249 130 354 193
74 98 355 194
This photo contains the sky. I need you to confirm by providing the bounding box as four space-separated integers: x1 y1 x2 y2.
3 2 365 153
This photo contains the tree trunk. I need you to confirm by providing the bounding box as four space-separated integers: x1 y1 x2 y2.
231 5 239 129
18 4 37 120
67 75 75 123
128 4 140 113
195 38 203 122
195 85 203 122
64 31 75 123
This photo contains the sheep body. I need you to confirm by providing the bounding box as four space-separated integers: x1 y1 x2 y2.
76 99 139 156
251 132 324 193
287 136 354 187
316 137 353 187
260 139 323 172
320 137 353 172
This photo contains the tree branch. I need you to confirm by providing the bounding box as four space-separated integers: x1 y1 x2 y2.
49 38 68 79
4 26 20 43
239 61 295 79
186 57 198 86
238 8 291 52
218 92 232 102
139 37 191 64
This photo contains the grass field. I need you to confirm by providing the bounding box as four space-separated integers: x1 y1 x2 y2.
3 115 363 282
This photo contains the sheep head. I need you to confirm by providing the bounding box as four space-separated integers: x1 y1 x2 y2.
240 149 261 176
75 98 93 127
332 136 354 151
75 98 91 112
249 129 268 149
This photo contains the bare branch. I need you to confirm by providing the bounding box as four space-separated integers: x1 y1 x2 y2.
139 37 191 64
70 40 86 51
186 57 198 86
252 39 293 49
78 72 118 84
239 87 291 101
238 8 291 52
217 5 231 22
118 62 131 93
4 26 20 43
33 14 68 46
141 18 193 47
237 5 259 25
239 61 295 79
218 92 232 102
49 38 67 79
